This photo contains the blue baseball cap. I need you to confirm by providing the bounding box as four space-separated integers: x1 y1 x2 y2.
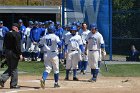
56 21 60 25
34 21 39 25
29 21 34 25
70 25 77 31
48 25 56 33
18 19 23 23
90 23 97 29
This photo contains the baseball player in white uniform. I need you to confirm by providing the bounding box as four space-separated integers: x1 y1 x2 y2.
24 21 34 60
85 23 106 82
39 25 62 88
78 23 90 74
64 25 84 81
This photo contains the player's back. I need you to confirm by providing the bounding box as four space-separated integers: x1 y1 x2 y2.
43 33 60 52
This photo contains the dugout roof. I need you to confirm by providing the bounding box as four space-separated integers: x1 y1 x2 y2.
0 6 60 13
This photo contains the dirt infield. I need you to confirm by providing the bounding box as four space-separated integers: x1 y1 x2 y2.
0 75 140 93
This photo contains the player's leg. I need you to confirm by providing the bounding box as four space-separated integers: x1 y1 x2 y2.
65 52 72 80
72 52 80 81
40 53 52 89
82 54 88 74
89 51 99 82
52 55 60 88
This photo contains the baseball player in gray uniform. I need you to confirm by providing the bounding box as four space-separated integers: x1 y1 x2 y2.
64 25 84 81
39 25 62 89
85 23 106 82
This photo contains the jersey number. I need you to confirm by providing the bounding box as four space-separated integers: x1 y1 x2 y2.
46 39 52 46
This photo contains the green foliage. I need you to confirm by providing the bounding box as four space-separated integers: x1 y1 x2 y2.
101 64 140 77
113 0 139 38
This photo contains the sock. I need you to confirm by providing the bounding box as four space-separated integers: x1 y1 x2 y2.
98 61 101 68
78 61 82 70
66 69 70 78
83 61 88 70
54 73 59 83
92 69 99 79
73 69 77 78
42 71 48 80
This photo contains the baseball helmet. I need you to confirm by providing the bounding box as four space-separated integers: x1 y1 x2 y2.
48 25 56 33
70 25 77 31
90 23 97 29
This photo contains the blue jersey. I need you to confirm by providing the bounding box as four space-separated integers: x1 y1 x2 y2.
30 27 42 42
0 26 9 39
19 25 26 40
55 27 63 40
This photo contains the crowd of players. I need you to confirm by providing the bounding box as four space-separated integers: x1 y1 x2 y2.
0 19 106 88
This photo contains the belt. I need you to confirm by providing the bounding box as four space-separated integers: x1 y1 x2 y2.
71 50 77 51
89 50 96 51
44 51 56 53
89 50 99 51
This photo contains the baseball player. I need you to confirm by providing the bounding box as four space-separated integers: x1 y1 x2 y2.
85 23 106 82
78 22 90 74
0 21 9 54
18 19 26 59
39 25 62 88
24 21 34 61
64 25 84 81
29 21 42 61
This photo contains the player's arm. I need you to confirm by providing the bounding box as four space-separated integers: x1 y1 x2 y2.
100 35 106 56
78 36 84 53
38 37 44 48
57 41 62 49
29 29 34 42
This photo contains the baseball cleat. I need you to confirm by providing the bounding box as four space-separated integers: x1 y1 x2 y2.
40 79 45 89
83 70 86 75
73 77 79 81
88 78 96 82
54 83 60 88
64 77 69 81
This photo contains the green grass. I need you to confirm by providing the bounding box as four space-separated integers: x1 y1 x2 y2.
18 61 65 76
100 64 140 77
1 61 140 77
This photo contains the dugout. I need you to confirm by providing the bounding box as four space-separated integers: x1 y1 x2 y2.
0 6 60 29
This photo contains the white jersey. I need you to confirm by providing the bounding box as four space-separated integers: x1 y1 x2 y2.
44 28 48 36
85 31 104 50
63 31 71 42
25 27 31 37
79 29 90 45
39 33 60 53
65 34 83 51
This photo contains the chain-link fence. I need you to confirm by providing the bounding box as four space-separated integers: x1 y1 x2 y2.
112 0 140 61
